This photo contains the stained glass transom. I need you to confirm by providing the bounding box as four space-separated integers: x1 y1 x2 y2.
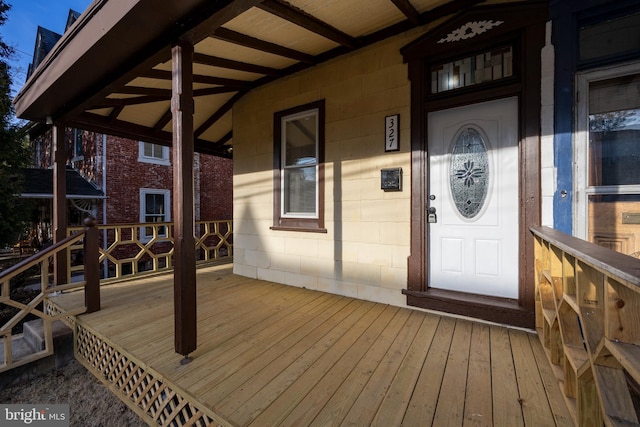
450 127 489 218
431 46 513 93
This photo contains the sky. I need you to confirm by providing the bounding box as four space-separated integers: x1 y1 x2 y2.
3 0 92 99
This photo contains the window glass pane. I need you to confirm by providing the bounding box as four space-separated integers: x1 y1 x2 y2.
587 71 640 257
431 46 512 94
143 142 153 158
580 13 640 63
450 127 489 219
143 193 166 237
285 114 317 166
145 194 165 218
283 166 316 215
588 74 640 186
74 130 83 157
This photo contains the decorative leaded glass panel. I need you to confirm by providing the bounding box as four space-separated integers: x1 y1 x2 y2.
450 127 489 218
431 46 513 93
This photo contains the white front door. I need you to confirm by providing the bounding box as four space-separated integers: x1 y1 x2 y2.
427 97 519 299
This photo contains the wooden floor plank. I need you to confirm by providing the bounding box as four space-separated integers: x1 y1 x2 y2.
370 313 441 427
528 334 574 427
463 323 492 427
402 316 456 427
510 329 558 426
58 264 572 427
253 305 404 427
215 301 378 424
339 310 428 426
192 295 355 400
432 320 473 427
490 325 525 427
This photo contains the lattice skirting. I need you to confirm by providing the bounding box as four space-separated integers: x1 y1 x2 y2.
75 323 226 427
44 299 76 329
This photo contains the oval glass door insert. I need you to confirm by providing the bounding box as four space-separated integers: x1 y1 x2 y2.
450 126 489 218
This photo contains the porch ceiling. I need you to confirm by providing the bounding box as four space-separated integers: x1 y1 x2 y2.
14 0 483 158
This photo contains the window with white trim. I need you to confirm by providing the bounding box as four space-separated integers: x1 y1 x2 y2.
140 188 171 241
272 100 325 232
575 63 640 256
138 141 170 166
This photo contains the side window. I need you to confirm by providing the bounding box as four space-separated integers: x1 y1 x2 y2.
140 188 171 242
138 141 171 166
272 100 326 232
575 64 640 256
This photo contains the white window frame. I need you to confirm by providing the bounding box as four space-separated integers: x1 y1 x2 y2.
574 61 640 239
139 188 171 242
138 141 171 166
280 108 319 219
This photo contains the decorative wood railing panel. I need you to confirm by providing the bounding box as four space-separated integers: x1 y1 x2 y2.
0 222 99 373
67 220 232 283
531 226 640 426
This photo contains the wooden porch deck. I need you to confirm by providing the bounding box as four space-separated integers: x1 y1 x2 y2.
50 263 572 427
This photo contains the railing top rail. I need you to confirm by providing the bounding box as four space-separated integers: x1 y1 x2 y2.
530 226 640 288
0 230 87 281
67 219 230 231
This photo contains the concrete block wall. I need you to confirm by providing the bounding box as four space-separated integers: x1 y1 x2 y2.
233 28 426 307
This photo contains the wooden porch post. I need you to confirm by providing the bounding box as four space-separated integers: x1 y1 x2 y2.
83 216 100 313
171 38 197 359
52 125 68 286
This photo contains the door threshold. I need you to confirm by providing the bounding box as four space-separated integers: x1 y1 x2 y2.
403 288 534 329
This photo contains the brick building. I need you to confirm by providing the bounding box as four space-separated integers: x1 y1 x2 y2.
21 10 232 246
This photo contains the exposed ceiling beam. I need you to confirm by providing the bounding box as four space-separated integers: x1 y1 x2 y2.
58 0 262 123
141 69 253 88
390 0 422 26
194 86 238 97
115 86 172 97
153 108 172 132
72 112 232 158
193 52 280 76
421 0 486 22
93 95 168 108
186 0 265 43
212 28 315 64
257 0 358 49
195 91 246 138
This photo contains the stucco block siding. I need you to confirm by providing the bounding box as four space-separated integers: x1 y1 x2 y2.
233 29 422 307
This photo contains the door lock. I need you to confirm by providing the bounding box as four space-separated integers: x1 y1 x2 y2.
428 207 437 223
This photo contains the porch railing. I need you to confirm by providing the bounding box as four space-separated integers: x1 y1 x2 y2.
67 220 233 283
0 220 100 373
531 226 640 426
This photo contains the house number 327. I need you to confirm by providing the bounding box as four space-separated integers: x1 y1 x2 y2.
385 114 399 152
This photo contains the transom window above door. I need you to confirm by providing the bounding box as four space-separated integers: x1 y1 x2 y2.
430 45 513 94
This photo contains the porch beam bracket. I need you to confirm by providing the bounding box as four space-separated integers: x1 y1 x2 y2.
195 91 247 138
172 38 197 358
258 0 358 49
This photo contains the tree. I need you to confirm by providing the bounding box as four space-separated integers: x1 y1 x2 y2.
0 1 32 248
